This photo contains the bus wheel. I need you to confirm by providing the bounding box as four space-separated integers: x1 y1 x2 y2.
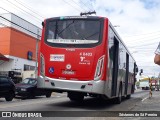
115 87 122 104
46 92 52 98
68 92 84 102
126 94 131 99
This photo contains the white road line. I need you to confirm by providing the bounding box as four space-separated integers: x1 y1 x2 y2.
141 97 148 102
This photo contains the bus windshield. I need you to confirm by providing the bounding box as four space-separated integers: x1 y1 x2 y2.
45 19 102 47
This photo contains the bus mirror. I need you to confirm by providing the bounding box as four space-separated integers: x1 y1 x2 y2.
136 67 138 72
42 22 44 27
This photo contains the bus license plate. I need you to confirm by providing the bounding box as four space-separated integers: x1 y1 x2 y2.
62 70 75 75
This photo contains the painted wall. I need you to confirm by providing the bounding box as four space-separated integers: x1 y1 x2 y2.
0 27 11 55
10 28 37 60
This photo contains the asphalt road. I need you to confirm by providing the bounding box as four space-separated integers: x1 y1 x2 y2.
0 89 150 120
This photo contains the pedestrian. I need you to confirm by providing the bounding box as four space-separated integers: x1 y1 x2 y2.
154 42 160 65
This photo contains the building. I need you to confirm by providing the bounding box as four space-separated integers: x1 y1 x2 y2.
0 53 9 64
0 13 41 79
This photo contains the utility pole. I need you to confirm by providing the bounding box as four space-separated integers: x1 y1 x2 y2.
149 77 152 98
35 29 39 78
139 70 152 97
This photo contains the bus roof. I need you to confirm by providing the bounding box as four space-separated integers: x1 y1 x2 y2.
45 16 107 21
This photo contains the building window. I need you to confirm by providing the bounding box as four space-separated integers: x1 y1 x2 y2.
24 64 35 71
30 66 35 70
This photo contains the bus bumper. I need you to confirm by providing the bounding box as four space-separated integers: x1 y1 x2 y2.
37 76 105 94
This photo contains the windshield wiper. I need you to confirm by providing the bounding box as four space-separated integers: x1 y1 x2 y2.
83 31 99 40
56 20 75 37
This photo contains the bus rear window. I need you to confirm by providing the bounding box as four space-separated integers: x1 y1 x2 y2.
45 19 102 48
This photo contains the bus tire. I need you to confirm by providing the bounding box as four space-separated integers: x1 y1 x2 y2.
126 94 131 99
68 92 84 102
46 92 52 98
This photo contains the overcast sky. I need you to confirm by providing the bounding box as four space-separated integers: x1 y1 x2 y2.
0 0 160 78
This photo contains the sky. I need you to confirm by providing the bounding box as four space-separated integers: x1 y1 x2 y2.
0 0 160 78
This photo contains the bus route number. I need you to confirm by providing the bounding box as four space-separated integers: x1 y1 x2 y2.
80 52 92 56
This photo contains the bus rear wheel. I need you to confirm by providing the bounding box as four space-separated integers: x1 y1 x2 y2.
126 94 131 99
46 92 52 98
68 92 84 102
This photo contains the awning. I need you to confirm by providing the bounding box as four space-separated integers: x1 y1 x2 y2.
0 53 9 61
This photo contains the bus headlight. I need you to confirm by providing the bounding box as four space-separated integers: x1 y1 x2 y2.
94 55 105 80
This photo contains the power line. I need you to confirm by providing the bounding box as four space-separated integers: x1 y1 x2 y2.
79 0 93 11
125 34 160 43
0 6 41 28
0 7 13 14
129 42 158 48
4 0 42 22
124 34 160 45
138 66 157 67
0 15 41 37
127 38 159 48
0 22 40 51
123 31 160 37
132 49 155 51
71 0 87 12
62 0 82 13
0 22 8 27
13 0 45 19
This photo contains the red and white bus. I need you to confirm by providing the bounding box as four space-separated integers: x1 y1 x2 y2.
37 16 138 103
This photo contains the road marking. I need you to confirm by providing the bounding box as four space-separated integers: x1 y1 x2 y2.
141 96 148 102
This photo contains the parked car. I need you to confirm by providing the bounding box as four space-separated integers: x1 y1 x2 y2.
15 78 52 98
0 76 15 101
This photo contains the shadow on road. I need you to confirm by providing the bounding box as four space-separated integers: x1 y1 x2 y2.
46 97 131 110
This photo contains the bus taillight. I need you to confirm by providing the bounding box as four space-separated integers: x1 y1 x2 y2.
94 55 105 80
